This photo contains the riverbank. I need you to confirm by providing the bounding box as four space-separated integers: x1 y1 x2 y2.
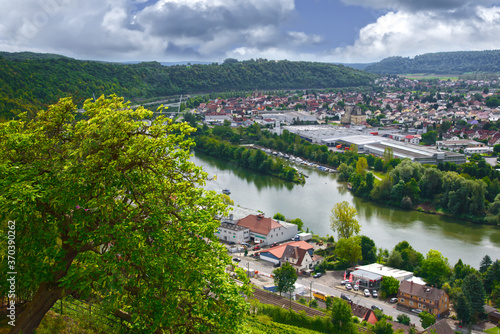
191 151 500 267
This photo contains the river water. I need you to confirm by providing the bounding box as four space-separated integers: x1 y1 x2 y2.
191 151 500 268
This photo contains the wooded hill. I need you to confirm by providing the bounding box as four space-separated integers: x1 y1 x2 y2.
364 50 500 75
0 52 377 120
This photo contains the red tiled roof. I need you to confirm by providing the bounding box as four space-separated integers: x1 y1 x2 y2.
259 241 313 259
236 214 283 236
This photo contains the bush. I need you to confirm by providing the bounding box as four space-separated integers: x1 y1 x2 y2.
298 297 307 305
309 299 318 308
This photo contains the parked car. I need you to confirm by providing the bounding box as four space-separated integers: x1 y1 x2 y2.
353 284 359 291
371 305 383 312
341 280 350 285
242 242 251 248
313 272 322 278
270 242 279 248
232 257 241 262
390 297 398 303
253 245 261 251
364 289 370 297
371 290 378 298
252 252 260 259
345 283 352 290
273 261 281 268
341 293 352 302
411 309 423 314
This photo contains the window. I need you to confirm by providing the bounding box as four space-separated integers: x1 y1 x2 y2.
418 303 421 308
400 298 404 303
409 301 413 306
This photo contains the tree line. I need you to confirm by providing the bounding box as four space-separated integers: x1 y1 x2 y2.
364 50 500 75
0 53 377 120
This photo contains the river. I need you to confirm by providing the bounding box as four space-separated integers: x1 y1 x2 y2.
191 151 500 268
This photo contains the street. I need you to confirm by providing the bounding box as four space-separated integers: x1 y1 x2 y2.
235 253 424 331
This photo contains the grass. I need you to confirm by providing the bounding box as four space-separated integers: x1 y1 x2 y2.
246 315 325 334
401 74 459 81
485 327 500 334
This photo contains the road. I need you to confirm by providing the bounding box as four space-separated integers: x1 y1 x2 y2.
234 251 424 331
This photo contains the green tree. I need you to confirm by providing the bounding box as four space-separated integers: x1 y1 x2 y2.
379 276 400 298
0 96 249 334
330 297 357 334
289 218 304 231
479 255 492 273
273 262 298 297
397 314 410 325
335 236 362 265
420 250 451 288
383 147 394 164
273 212 286 221
418 311 436 328
454 292 472 325
330 201 361 239
360 235 377 264
373 318 394 334
356 157 368 177
483 260 500 294
421 131 437 145
462 273 485 322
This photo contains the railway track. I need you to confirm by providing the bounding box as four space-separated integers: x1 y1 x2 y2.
251 287 326 318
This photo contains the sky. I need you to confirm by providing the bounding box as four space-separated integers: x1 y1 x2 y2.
1 0 500 63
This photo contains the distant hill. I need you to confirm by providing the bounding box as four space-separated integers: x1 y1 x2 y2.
0 52 377 120
364 50 500 75
0 51 71 61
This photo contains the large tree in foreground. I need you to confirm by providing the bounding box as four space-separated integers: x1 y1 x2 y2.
0 96 249 334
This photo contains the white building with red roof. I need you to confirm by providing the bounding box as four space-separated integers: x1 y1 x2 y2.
259 241 323 271
236 214 297 246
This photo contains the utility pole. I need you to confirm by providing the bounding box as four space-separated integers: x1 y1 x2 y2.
310 281 313 303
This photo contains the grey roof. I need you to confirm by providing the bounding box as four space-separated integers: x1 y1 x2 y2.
351 269 383 281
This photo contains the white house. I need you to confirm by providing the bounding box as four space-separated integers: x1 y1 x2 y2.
236 214 298 246
215 222 250 244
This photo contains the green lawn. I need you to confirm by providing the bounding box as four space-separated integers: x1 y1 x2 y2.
485 327 500 334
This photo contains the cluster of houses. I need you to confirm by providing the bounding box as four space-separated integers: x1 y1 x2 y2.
192 76 500 154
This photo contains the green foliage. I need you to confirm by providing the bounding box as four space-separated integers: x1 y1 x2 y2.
480 255 493 273
365 50 500 75
462 273 486 322
373 318 394 334
246 315 325 334
330 201 360 240
360 235 377 264
330 298 357 334
335 236 363 265
0 56 377 120
0 96 249 333
418 311 436 329
253 302 334 333
420 250 452 288
273 212 286 221
454 292 472 325
273 262 298 296
379 276 400 298
397 314 410 325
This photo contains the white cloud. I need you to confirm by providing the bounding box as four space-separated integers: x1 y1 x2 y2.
0 0 324 61
329 5 500 63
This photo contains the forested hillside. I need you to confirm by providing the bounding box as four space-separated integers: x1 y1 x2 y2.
364 50 500 74
0 53 377 120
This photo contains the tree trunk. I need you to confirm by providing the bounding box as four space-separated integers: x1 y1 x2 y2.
9 282 63 334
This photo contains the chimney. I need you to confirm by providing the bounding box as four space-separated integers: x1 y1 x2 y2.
257 214 264 220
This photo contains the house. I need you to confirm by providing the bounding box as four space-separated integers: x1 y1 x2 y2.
236 214 298 246
215 222 250 244
350 304 378 325
398 281 450 317
418 319 454 334
258 240 323 270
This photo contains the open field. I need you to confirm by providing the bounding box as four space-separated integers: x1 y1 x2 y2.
401 74 460 80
